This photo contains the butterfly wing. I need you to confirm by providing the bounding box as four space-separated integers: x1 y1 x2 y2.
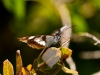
18 36 46 49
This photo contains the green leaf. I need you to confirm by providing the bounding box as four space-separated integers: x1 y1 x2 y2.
2 0 25 20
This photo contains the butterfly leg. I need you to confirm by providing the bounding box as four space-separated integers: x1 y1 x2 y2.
37 47 47 59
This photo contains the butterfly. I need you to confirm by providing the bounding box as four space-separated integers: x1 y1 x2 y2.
18 25 68 49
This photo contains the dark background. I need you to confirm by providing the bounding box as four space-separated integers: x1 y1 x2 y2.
0 0 100 75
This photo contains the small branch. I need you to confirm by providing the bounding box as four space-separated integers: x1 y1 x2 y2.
66 57 77 75
80 50 100 59
72 32 100 45
80 33 100 45
92 71 100 75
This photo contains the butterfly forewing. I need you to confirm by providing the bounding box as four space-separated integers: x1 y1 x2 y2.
18 36 46 49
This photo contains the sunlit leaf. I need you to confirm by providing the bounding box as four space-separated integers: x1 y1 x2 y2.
3 59 14 75
16 50 23 75
21 67 26 75
60 47 72 59
31 69 36 75
62 66 78 74
22 66 34 75
26 64 32 71
23 67 32 75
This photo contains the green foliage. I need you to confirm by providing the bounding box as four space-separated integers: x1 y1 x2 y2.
2 0 25 20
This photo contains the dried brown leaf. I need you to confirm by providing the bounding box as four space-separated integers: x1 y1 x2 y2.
16 50 23 75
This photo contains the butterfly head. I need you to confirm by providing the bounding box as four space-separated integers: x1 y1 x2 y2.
54 25 68 43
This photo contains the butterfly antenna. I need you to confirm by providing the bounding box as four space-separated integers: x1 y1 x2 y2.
60 25 76 43
38 47 46 59
61 35 66 40
60 39 70 47
65 25 76 31
59 35 66 46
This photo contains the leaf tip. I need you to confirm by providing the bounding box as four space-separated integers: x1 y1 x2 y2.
17 50 20 54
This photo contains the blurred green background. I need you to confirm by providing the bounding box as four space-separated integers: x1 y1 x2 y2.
0 0 100 75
